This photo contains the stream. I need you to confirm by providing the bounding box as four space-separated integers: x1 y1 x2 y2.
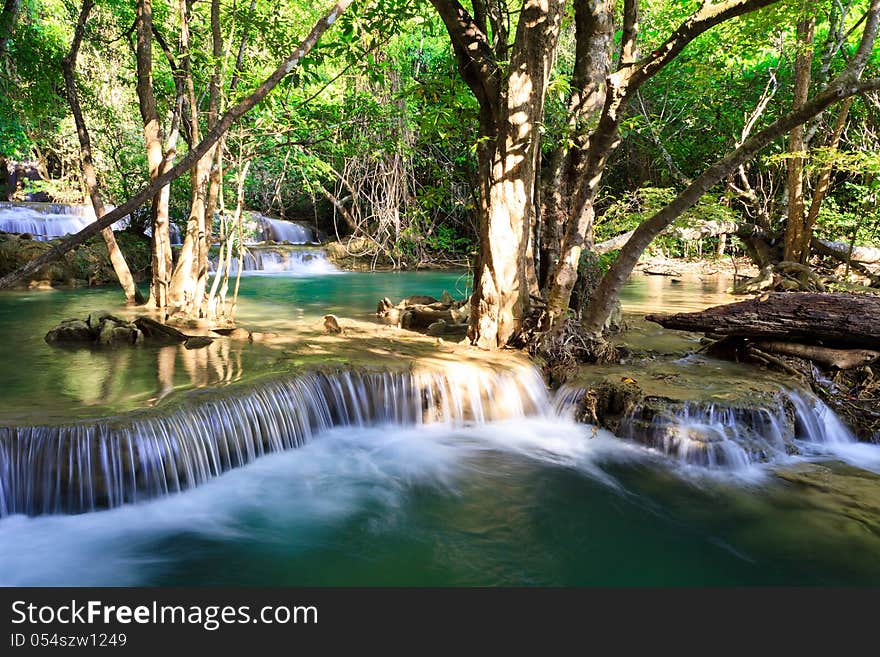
1 266 879 586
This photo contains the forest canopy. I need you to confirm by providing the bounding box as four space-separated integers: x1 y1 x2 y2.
0 0 878 350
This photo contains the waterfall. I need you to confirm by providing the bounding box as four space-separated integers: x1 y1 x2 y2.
0 203 101 240
211 247 338 275
250 213 321 244
620 402 789 469
0 202 185 245
557 384 870 471
0 365 549 516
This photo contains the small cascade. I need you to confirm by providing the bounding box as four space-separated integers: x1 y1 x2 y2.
144 222 182 245
0 365 549 516
556 384 869 471
0 202 128 241
250 213 321 244
617 400 790 469
211 247 338 275
0 203 94 240
789 389 856 446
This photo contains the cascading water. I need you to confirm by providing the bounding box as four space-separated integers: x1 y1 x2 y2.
211 247 338 275
1 353 874 517
557 384 877 472
0 365 548 516
0 202 174 242
250 213 321 244
0 203 119 240
620 401 790 469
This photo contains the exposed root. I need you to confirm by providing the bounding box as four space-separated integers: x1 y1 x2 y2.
517 312 619 386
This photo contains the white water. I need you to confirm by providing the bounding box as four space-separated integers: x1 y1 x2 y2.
0 366 548 515
789 390 880 472
0 202 182 243
0 203 119 240
0 417 630 586
250 213 320 244
1 364 879 584
562 383 880 474
212 248 339 275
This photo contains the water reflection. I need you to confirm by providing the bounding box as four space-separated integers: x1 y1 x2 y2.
150 341 247 405
621 273 734 316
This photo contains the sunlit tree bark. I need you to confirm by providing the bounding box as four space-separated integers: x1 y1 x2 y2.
430 0 566 348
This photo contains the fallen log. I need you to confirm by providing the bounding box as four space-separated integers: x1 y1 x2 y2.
812 238 880 264
646 292 880 349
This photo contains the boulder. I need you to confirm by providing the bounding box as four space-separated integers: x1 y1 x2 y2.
45 319 93 344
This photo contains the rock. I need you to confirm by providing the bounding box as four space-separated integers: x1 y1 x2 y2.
112 326 138 345
183 336 213 350
45 319 94 344
87 310 115 330
377 297 394 314
323 314 342 334
134 316 189 344
426 320 448 336
450 302 470 324
229 327 252 341
440 290 454 305
98 319 116 345
401 294 439 306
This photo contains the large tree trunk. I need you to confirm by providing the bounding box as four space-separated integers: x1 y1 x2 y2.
646 292 880 349
543 0 785 332
134 0 173 312
62 0 142 305
539 0 614 290
431 0 565 349
168 0 217 318
783 17 815 264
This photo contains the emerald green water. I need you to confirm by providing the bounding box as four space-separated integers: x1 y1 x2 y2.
0 271 470 421
1 270 880 586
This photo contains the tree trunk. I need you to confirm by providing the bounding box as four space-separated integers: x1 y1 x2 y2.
431 0 565 349
0 0 21 57
539 0 614 290
580 33 880 338
168 0 216 318
134 0 173 312
783 17 815 264
544 0 787 333
646 292 880 349
799 96 853 258
62 0 142 305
